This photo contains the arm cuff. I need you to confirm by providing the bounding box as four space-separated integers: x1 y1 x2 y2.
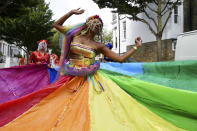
133 46 138 51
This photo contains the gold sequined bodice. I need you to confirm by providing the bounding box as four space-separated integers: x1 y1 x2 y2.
69 42 96 68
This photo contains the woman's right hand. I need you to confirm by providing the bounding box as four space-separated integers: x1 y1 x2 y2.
71 8 85 15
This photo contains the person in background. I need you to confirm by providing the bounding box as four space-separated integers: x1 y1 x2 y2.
19 55 25 66
50 53 59 68
28 40 50 65
103 43 114 62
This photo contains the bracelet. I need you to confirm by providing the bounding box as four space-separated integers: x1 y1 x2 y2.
133 46 138 51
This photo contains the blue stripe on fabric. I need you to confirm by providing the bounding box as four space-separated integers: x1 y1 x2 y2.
100 62 144 76
48 68 57 83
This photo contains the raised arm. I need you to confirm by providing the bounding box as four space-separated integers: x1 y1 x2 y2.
53 8 85 33
100 37 142 62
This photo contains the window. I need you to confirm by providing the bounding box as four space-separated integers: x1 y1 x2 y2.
123 21 126 39
174 6 178 23
3 43 5 55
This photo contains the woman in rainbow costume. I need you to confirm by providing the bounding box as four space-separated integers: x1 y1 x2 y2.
0 8 197 131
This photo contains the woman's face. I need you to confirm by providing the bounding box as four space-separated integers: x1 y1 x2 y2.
87 18 102 34
41 44 45 50
38 42 47 52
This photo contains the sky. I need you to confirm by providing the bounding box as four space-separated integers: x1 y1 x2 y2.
45 0 113 31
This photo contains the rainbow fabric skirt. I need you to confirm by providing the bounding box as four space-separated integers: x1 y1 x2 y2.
0 60 197 131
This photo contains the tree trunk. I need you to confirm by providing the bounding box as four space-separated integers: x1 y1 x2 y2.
157 0 162 61
157 36 162 61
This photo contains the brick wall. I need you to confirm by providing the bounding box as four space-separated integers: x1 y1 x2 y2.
127 39 175 62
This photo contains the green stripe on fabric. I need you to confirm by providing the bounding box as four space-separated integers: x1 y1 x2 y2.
135 60 197 92
99 70 197 131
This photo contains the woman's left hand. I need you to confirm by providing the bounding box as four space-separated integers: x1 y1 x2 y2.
135 37 142 48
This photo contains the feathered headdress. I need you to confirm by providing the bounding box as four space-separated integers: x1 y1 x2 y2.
37 40 48 52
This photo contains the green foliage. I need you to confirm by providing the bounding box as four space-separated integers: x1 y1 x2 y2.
102 29 113 45
48 29 61 57
94 28 113 46
93 0 181 25
93 0 153 20
0 0 54 55
0 0 39 18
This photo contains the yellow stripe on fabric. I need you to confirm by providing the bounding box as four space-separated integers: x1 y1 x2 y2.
88 72 186 131
0 77 90 131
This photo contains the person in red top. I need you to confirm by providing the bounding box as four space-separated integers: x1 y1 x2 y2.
28 40 50 65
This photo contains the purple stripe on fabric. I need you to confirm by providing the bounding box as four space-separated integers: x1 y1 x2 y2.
98 81 104 91
0 64 50 104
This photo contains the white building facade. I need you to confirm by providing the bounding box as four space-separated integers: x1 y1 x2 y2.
0 41 26 57
111 1 183 54
0 41 27 67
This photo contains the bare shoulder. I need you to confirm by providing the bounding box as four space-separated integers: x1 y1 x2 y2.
91 41 105 53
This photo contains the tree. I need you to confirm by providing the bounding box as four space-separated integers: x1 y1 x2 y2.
102 29 113 45
0 0 54 58
94 28 113 46
0 0 39 18
93 0 181 61
48 29 61 57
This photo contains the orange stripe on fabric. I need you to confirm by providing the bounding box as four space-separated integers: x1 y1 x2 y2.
52 78 90 131
0 77 90 131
